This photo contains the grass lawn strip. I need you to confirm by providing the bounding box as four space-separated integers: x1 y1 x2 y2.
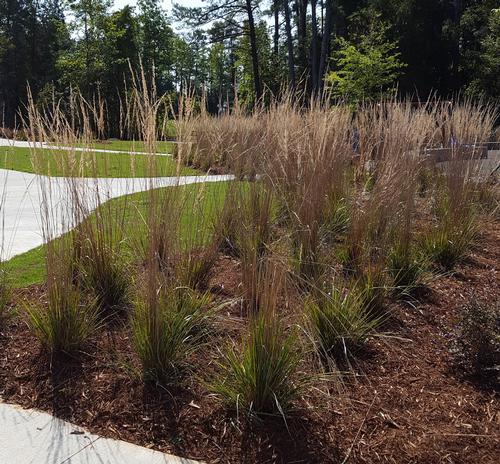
4 180 232 288
0 146 194 178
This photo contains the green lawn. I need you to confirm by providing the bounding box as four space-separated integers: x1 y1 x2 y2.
0 146 194 178
50 139 174 154
5 180 232 288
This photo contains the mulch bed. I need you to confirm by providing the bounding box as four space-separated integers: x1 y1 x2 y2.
0 221 499 463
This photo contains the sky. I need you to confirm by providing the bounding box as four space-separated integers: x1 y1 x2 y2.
112 0 205 32
113 0 204 13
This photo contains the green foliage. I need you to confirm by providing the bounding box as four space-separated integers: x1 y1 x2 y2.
131 286 211 384
235 20 273 104
0 0 498 127
452 299 500 389
59 0 111 94
326 15 405 103
137 0 175 94
466 8 500 100
171 32 209 95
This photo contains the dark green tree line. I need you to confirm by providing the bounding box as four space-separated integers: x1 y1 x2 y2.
0 0 498 132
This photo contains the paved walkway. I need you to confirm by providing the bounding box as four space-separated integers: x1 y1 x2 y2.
0 169 233 260
0 137 171 156
0 402 199 464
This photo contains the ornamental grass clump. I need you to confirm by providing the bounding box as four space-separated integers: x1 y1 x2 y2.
26 88 133 318
387 241 428 295
353 266 388 321
212 185 241 257
26 278 98 355
225 182 275 312
213 267 302 421
420 213 478 270
0 266 10 324
25 235 99 355
263 97 351 281
420 100 496 269
306 285 383 366
131 281 211 384
421 189 478 270
74 205 131 317
174 183 224 291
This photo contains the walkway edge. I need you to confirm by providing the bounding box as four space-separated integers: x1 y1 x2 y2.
0 401 202 464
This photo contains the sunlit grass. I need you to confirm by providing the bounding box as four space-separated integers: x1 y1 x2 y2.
4 181 233 288
0 146 194 178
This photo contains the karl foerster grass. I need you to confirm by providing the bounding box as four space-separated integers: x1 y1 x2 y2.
131 285 212 384
212 265 304 421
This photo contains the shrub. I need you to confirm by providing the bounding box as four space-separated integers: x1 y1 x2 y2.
325 13 405 104
132 285 211 384
307 285 383 365
452 299 499 389
26 282 98 355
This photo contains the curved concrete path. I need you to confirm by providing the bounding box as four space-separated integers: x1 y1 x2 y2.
0 137 172 156
0 402 199 464
0 169 233 260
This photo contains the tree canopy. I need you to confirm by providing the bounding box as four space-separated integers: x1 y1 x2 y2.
0 0 498 132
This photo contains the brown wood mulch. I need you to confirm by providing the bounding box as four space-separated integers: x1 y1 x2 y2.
0 221 499 463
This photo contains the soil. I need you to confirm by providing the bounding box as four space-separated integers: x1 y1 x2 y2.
0 221 499 463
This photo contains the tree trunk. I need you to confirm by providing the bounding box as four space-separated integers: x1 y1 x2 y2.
84 12 90 96
451 0 463 91
245 0 262 100
283 0 295 89
318 0 333 92
273 0 280 58
311 0 319 93
296 0 308 80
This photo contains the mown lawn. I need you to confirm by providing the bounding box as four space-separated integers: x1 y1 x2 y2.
0 146 193 178
5 180 232 288
50 139 174 154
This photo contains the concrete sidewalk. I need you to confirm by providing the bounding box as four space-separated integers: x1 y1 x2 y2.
0 169 233 260
0 402 199 464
